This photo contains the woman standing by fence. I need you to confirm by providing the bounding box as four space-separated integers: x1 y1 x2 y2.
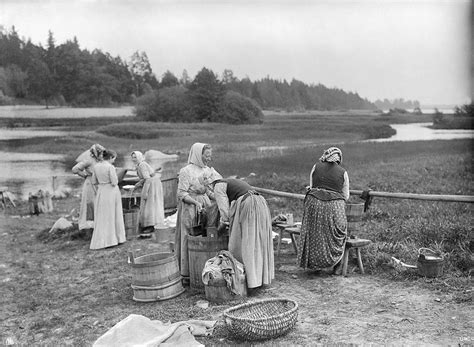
298 147 350 274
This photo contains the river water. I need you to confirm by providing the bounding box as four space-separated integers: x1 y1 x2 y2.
366 122 474 142
0 122 472 200
0 128 183 199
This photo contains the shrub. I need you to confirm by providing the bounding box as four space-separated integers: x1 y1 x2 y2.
135 87 264 124
135 86 193 122
214 91 264 124
455 103 474 117
387 108 408 115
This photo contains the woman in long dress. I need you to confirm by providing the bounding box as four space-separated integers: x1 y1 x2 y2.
90 150 126 250
175 143 220 281
297 147 350 273
72 144 104 231
211 177 274 289
131 151 165 233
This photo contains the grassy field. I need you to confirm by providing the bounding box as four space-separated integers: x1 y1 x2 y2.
1 109 473 345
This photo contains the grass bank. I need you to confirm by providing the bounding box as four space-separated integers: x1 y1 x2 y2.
214 139 473 276
433 115 473 130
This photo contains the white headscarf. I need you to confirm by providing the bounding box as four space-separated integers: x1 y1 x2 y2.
187 143 208 168
131 151 145 167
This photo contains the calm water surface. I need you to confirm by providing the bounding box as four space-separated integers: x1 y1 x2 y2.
366 123 474 142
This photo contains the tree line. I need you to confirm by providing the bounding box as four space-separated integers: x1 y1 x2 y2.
374 98 420 110
0 26 422 124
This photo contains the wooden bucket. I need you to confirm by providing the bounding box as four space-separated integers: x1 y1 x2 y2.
417 248 444 278
345 202 365 234
131 277 185 302
205 275 247 304
129 252 185 302
123 208 139 239
187 234 229 291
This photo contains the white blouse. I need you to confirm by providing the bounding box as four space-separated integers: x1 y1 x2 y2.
213 182 230 224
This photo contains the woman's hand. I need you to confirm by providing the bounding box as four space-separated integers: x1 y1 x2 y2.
195 202 203 212
218 222 229 233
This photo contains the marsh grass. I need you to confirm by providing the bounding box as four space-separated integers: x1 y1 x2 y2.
214 139 473 275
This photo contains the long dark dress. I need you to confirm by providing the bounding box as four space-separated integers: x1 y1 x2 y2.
297 161 349 270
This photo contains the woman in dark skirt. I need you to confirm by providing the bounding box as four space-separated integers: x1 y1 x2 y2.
297 147 350 273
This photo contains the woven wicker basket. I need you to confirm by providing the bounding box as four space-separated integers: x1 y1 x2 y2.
223 298 298 341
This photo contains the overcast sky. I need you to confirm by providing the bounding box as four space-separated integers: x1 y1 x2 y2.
1 0 471 106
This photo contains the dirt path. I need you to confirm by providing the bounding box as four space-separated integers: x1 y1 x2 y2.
0 203 472 346
265 263 473 345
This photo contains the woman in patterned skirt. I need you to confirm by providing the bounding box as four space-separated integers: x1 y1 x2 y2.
297 147 350 273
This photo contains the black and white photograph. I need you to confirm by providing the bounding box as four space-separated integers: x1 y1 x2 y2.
1 0 472 345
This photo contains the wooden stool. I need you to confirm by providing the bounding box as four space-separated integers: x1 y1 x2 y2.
275 223 300 256
342 238 371 276
284 226 301 256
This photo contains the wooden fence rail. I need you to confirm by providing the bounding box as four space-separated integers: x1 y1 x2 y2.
251 186 474 203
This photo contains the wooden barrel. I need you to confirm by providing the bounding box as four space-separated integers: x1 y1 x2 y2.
187 234 229 291
123 208 139 239
129 252 185 302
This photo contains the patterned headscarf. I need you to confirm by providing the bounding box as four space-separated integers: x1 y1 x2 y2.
319 147 342 164
187 142 209 168
90 144 105 161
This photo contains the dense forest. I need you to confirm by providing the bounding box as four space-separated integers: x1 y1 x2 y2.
0 26 421 123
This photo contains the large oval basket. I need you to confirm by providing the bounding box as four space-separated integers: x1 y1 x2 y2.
223 298 298 341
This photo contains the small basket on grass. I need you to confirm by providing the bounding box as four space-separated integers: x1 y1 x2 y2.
223 298 298 341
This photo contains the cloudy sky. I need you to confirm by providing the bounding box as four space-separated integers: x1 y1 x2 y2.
1 0 471 106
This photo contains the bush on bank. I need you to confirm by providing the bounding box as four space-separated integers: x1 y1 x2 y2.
135 87 264 124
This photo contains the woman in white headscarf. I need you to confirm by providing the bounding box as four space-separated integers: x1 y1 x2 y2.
297 147 350 274
175 143 221 282
131 151 165 234
72 144 105 231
